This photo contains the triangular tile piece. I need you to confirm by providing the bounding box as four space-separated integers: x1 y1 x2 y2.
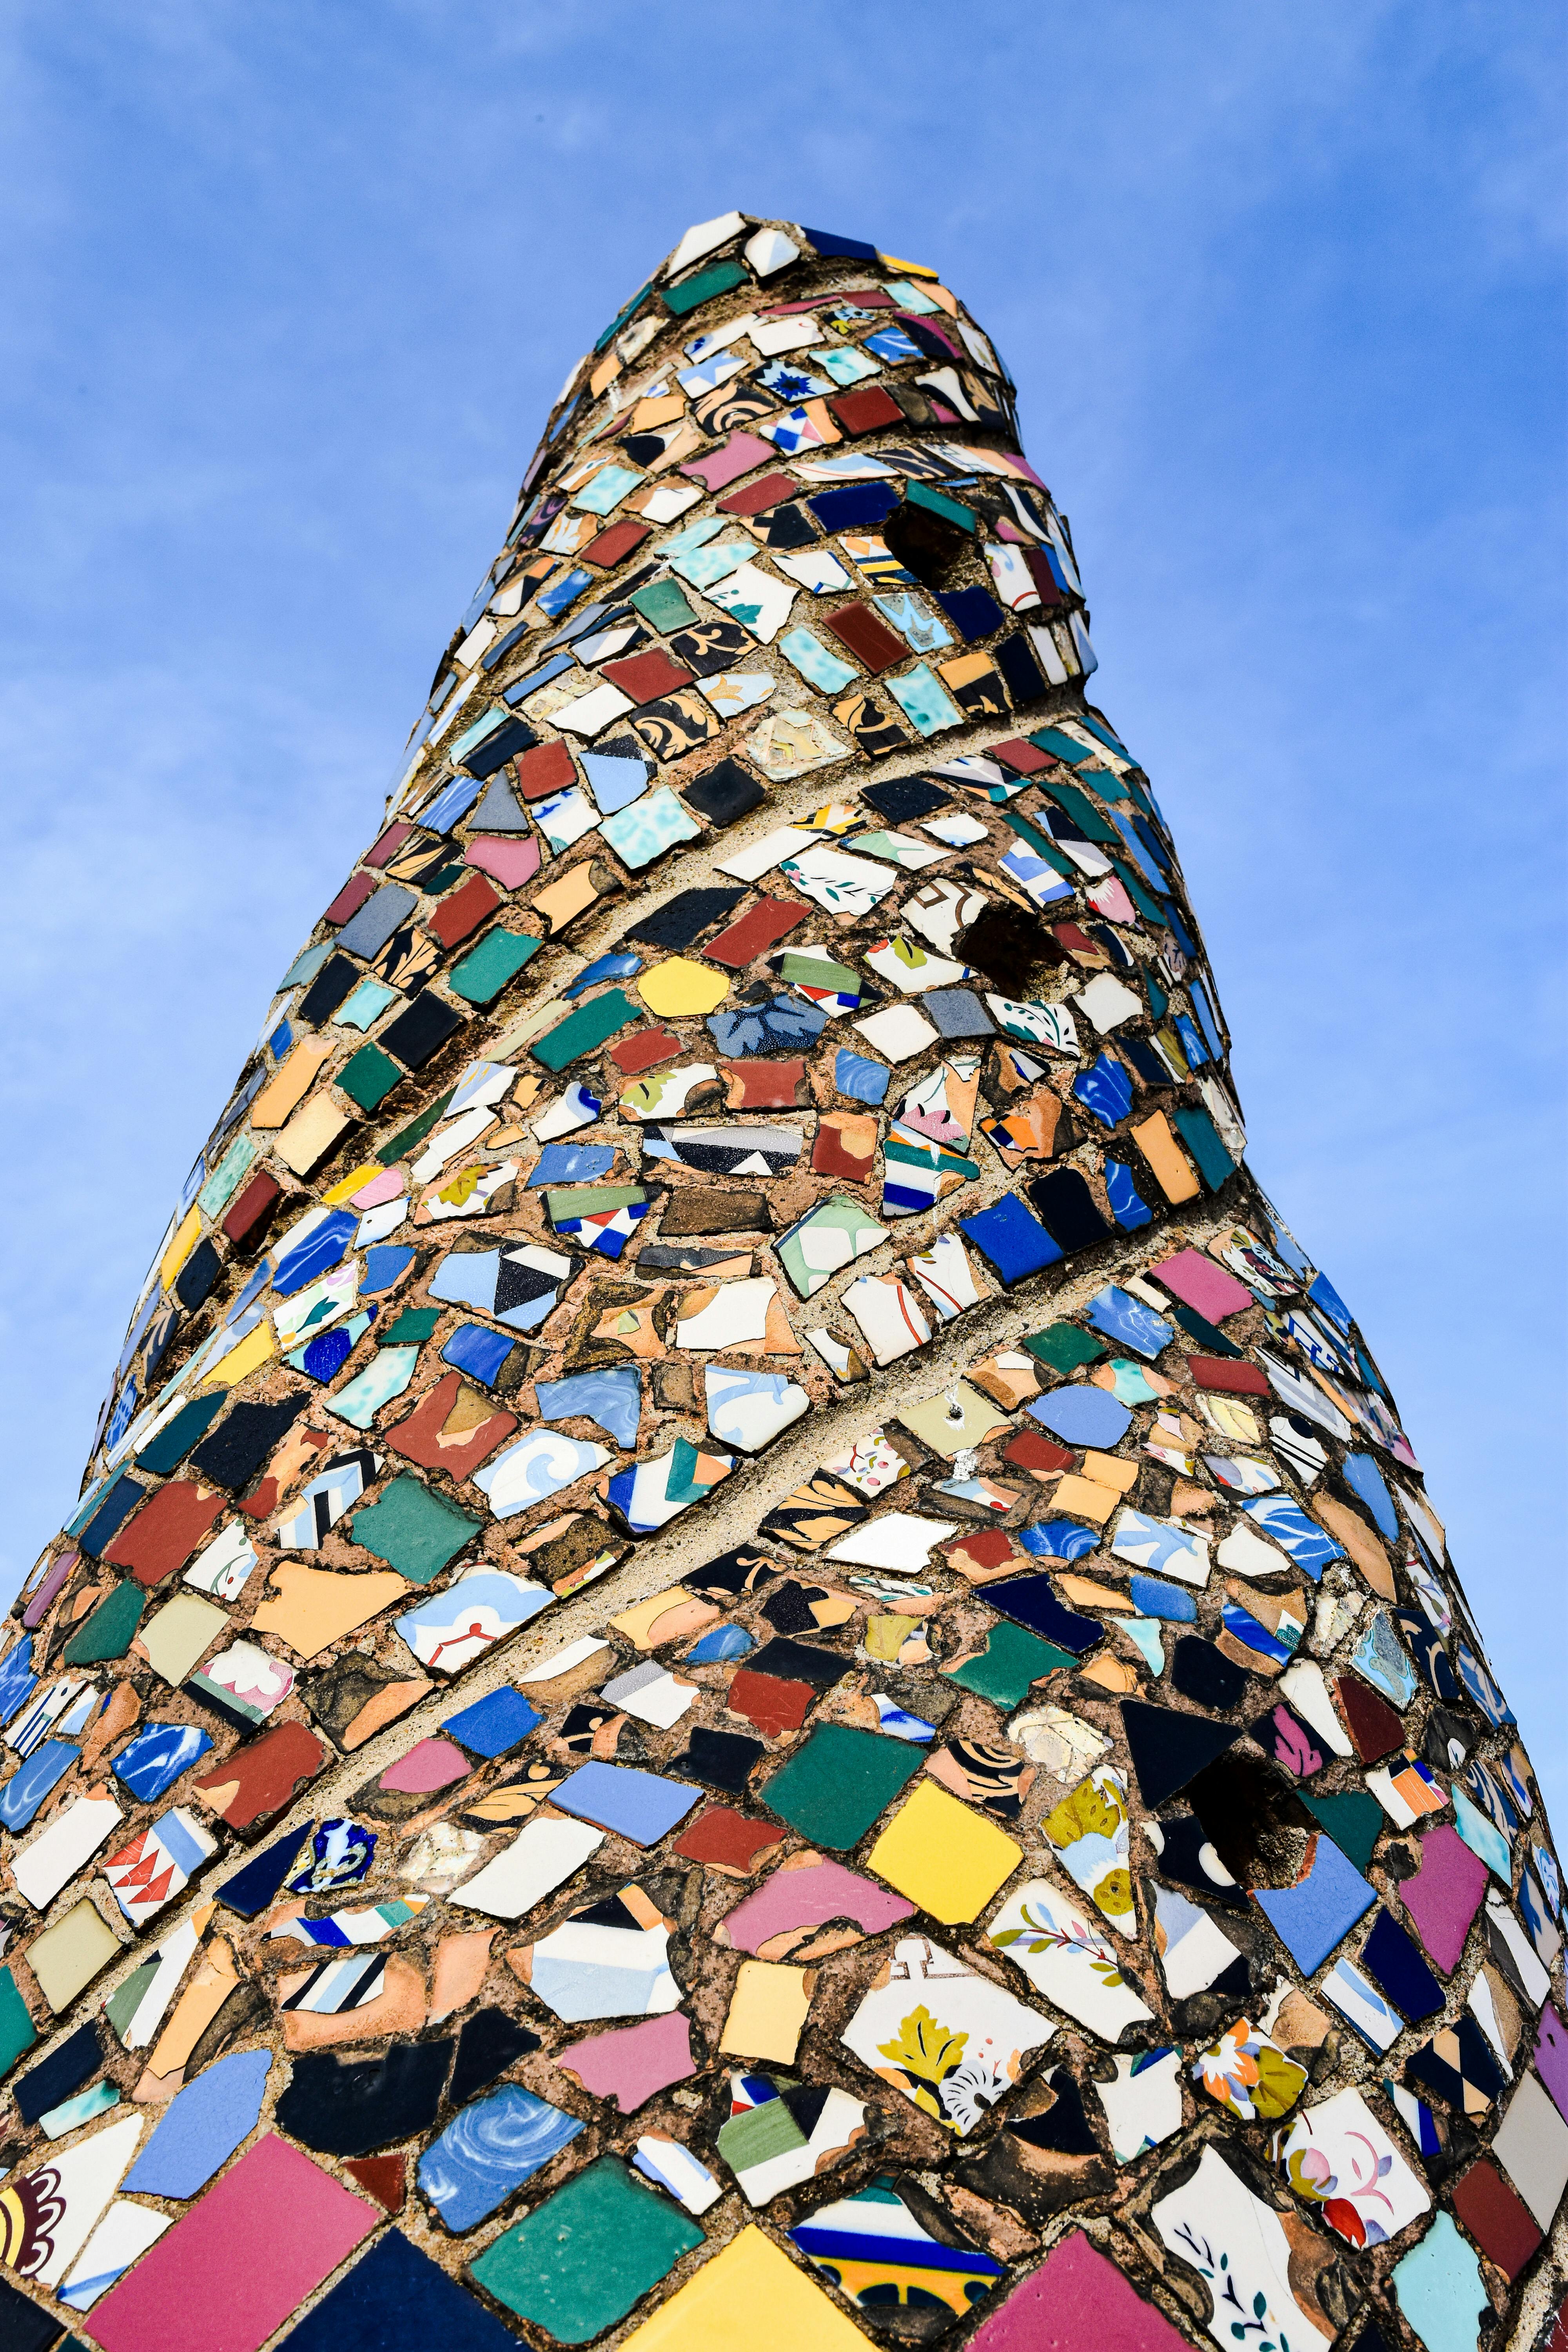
1120 1700 1241 1809
343 2154 405 2213
1334 1673 1405 1763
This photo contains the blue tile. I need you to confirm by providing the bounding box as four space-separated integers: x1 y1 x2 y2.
529 1144 618 1187
441 1323 518 1385
1129 1575 1199 1622
111 1721 214 1804
281 2227 518 2351
418 2085 584 2231
552 1762 701 1845
1253 1834 1376 1974
1084 1285 1172 1359
122 2048 272 2197
835 1049 890 1105
1027 1386 1132 1449
958 1193 1062 1285
442 1688 543 1760
535 1368 641 1449
1072 1051 1134 1128
1343 1453 1398 1539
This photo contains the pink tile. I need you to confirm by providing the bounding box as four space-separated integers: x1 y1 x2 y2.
1535 2004 1568 2124
1398 1823 1490 1975
379 1737 469 1794
717 1857 913 1955
968 2230 1189 2352
86 2132 376 2352
1152 1247 1253 1323
555 2011 695 2116
679 432 775 492
465 834 541 889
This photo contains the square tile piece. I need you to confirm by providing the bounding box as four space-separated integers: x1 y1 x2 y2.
866 1780 1021 1923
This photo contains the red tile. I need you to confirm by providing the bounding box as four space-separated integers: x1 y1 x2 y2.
192 1719 327 1832
1334 1673 1406 1765
1026 547 1066 608
828 385 904 436
364 821 414 867
602 649 695 705
1004 1428 1074 1475
811 1112 877 1181
322 871 376 926
223 1171 282 1249
990 737 1051 776
702 898 809 968
1451 2158 1544 2280
720 1058 808 1107
718 472 799 516
105 1481 228 1588
343 2154 406 2214
428 872 501 948
728 1668 814 1737
581 517 651 568
385 1370 517 1480
1188 1355 1268 1395
515 739 577 800
672 1806 786 1874
824 601 907 674
611 1027 682 1073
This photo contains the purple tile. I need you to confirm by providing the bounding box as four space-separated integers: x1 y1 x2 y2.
1398 1822 1490 1975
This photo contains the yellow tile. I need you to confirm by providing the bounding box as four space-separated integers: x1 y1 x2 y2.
276 1094 353 1178
250 1037 333 1128
718 1959 813 2063
323 1161 386 1205
619 2226 867 2352
866 1780 1020 1924
1080 1653 1141 1693
1081 1450 1139 1493
1057 1572 1135 1612
1051 1474 1118 1524
159 1205 202 1291
533 866 604 933
199 1322 275 1392
637 956 729 1017
250 1564 411 1659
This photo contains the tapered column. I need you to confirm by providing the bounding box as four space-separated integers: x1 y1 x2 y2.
0 213 1559 2352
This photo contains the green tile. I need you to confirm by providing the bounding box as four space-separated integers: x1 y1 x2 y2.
337 1044 402 1112
351 1475 480 1585
1302 1789 1383 1876
379 1307 442 1347
470 2155 701 2343
661 259 747 318
378 1087 457 1166
449 929 543 1006
943 1623 1073 1709
1022 1322 1105 1374
0 1968 36 2078
630 579 700 635
531 988 641 1073
1173 1104 1236 1191
906 479 977 535
760 1723 923 1851
61 1579 146 1665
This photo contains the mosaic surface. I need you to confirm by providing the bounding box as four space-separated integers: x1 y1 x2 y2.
0 212 1561 2352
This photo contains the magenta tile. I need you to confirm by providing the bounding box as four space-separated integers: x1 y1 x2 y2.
555 2011 695 2116
1398 1822 1490 1975
1151 1248 1253 1323
86 2132 376 2352
968 2229 1190 2352
1535 2004 1568 2124
717 1857 913 1956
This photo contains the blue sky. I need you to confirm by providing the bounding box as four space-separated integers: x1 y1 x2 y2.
2 3 1563 1803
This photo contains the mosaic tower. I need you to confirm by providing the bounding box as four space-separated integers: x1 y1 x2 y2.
0 215 1561 2352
